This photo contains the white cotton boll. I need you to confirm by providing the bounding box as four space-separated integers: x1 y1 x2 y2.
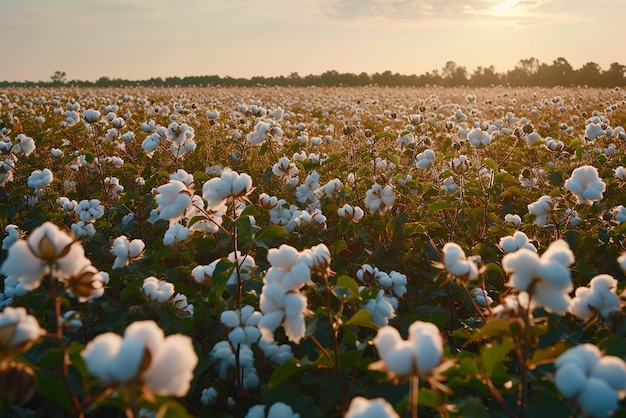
532 281 571 315
284 292 306 318
268 244 300 269
556 344 602 375
128 239 145 258
243 326 261 345
565 165 606 205
377 272 392 288
82 333 122 383
409 321 443 377
345 396 400 418
554 362 587 398
283 312 306 344
502 249 540 292
383 342 415 377
569 287 598 319
373 326 403 362
590 356 626 391
108 338 146 383
228 327 247 346
513 231 536 252
245 405 266 418
577 377 619 418
535 263 572 290
201 387 218 405
142 276 175 304
142 333 198 397
258 310 285 339
163 223 190 246
499 236 518 253
266 402 298 418
221 310 241 328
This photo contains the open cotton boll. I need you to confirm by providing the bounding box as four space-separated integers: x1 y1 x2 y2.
345 396 399 418
442 242 478 281
577 377 619 418
565 165 606 205
554 362 587 399
82 333 123 383
373 326 403 360
221 310 241 328
555 344 602 375
590 356 626 391
410 321 443 377
108 338 146 383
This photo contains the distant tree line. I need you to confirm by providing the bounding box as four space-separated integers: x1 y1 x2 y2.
2 57 625 88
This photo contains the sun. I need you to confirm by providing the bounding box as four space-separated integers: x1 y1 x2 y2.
491 0 521 12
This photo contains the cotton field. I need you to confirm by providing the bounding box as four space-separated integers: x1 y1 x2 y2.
1 85 626 417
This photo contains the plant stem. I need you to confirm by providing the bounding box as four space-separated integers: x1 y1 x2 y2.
411 373 419 418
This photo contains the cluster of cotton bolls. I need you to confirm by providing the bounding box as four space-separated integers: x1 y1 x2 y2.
111 235 145 269
416 148 435 168
337 203 365 222
569 274 621 321
441 242 479 282
210 340 259 389
141 276 175 304
502 239 575 314
527 195 554 226
554 344 626 417
371 320 444 380
564 165 606 205
498 231 536 253
364 182 396 214
257 243 331 344
355 264 407 326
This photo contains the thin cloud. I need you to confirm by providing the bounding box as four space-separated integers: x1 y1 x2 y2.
317 0 588 27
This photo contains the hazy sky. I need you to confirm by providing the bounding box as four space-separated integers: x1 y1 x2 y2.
1 0 625 82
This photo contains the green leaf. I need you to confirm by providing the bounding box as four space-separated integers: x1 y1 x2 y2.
471 319 511 341
35 372 73 411
345 310 379 330
334 275 361 298
268 358 315 389
329 239 347 256
484 158 498 172
427 201 454 214
480 339 514 377
207 259 234 302
531 341 568 366
441 136 452 153
494 172 519 185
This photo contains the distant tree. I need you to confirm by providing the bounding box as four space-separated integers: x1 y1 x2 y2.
50 70 67 85
603 62 626 87
441 61 468 86
536 57 574 86
575 62 602 86
470 65 501 87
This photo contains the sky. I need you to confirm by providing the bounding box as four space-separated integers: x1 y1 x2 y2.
1 0 625 82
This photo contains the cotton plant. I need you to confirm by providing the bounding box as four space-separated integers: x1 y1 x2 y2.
554 344 626 417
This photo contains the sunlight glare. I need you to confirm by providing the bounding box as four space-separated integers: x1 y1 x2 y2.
492 0 521 12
